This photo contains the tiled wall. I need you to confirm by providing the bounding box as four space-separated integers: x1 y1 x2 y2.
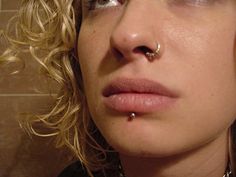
0 1 72 177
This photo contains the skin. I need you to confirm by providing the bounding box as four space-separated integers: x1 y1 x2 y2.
77 0 236 176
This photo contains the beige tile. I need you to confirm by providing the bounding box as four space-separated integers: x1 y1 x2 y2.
2 0 20 10
0 96 72 177
0 11 16 30
0 11 15 44
0 11 18 61
0 11 17 51
0 12 59 94
0 54 60 94
0 52 60 94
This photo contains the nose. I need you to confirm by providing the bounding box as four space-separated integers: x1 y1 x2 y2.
110 1 163 62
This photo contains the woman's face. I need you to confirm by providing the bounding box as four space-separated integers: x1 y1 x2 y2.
77 0 236 157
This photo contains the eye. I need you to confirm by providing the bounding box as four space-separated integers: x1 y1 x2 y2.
172 0 216 6
184 0 214 6
96 0 120 9
85 0 122 10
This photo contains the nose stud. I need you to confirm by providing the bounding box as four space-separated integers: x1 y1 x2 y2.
145 43 161 61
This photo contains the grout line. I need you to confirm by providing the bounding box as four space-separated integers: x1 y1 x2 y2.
0 93 57 97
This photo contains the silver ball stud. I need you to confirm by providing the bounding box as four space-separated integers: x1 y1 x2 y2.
129 112 136 120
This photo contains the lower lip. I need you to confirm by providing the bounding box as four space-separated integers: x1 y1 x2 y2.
103 93 177 113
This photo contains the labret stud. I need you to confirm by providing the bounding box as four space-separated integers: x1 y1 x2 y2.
129 112 136 121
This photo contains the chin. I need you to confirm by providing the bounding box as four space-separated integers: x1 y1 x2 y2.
102 126 220 160
114 145 187 159
107 136 188 159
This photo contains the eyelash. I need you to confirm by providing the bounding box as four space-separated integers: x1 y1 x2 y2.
84 0 122 11
171 0 215 6
84 0 216 11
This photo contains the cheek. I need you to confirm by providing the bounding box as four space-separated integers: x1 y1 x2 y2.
166 15 236 96
77 18 115 77
77 25 102 82
176 25 236 133
77 23 112 117
154 17 236 144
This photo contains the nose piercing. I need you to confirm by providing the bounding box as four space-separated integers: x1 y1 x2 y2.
145 43 161 61
129 112 136 120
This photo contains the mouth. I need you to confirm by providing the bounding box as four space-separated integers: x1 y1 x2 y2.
102 78 178 113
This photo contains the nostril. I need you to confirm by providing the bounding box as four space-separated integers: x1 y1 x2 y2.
133 46 153 55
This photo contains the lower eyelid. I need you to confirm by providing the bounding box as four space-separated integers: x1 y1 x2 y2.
170 0 216 6
185 0 212 5
95 1 120 9
86 0 122 10
85 0 215 13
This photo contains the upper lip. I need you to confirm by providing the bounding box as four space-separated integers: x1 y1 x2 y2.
102 78 178 98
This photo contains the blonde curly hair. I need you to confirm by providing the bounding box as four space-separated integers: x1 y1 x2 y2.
0 0 118 176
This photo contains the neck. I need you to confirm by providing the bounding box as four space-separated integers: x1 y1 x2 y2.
119 131 229 177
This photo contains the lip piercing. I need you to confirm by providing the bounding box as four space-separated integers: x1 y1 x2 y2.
145 43 161 61
129 112 136 120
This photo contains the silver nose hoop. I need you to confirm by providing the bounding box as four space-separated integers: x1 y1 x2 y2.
145 43 161 61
